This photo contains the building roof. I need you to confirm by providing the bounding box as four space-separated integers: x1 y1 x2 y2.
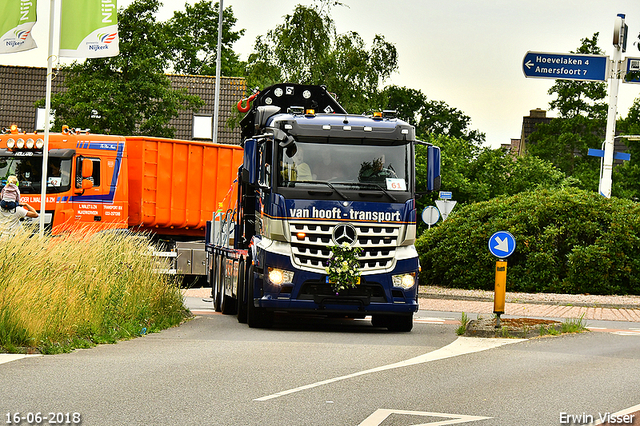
0 65 246 145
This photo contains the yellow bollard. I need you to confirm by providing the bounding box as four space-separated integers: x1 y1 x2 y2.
494 261 507 327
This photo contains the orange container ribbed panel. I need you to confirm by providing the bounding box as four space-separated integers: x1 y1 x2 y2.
126 136 242 235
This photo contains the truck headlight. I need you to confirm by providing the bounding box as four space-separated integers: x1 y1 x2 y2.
392 272 416 289
268 267 294 286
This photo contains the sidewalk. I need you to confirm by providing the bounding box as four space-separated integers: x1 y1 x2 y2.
418 286 640 322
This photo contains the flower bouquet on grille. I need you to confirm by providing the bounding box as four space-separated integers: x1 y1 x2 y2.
325 242 362 293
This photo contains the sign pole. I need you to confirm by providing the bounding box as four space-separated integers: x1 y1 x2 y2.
488 231 516 329
599 14 626 198
39 0 57 237
494 260 507 328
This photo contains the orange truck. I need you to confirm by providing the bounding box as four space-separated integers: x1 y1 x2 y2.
0 125 243 276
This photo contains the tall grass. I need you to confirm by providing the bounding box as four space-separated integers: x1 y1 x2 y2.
0 228 187 354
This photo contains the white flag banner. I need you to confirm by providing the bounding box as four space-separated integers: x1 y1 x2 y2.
59 0 119 58
0 0 38 54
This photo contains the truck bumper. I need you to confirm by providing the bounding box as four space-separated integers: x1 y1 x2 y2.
254 251 419 315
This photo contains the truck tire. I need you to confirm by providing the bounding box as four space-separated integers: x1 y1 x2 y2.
212 254 222 312
371 315 389 328
220 263 237 315
236 260 248 323
247 266 273 328
386 314 414 332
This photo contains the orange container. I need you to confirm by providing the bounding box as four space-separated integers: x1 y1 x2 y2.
125 136 243 237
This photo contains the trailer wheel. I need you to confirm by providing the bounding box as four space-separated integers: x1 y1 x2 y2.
212 254 222 312
236 260 247 323
220 267 237 315
247 266 273 328
386 314 414 332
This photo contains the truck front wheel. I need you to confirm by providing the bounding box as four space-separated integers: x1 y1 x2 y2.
246 266 273 328
386 314 414 332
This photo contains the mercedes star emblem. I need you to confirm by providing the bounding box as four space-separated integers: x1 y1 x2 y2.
332 223 357 246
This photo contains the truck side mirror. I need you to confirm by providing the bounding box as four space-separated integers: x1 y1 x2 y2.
82 158 93 178
242 139 257 184
74 157 94 194
81 179 93 190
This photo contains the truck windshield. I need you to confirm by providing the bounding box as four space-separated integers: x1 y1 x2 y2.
0 157 72 194
279 141 410 192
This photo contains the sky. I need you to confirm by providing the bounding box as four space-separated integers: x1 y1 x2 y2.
2 0 640 148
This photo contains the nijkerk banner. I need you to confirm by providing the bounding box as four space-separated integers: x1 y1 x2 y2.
59 0 119 58
0 0 38 54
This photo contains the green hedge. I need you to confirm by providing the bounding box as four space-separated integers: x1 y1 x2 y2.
416 188 640 295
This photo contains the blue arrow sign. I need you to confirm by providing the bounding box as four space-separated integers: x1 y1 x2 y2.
523 51 609 82
488 231 516 259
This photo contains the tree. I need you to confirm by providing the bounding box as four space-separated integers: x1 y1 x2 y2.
45 0 203 137
165 1 245 76
526 34 607 191
382 85 485 145
548 33 608 119
612 98 640 199
415 134 566 215
245 1 397 113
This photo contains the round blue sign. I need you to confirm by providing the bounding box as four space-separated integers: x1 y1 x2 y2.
488 231 516 258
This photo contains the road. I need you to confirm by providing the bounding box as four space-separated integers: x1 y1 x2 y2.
1 300 640 426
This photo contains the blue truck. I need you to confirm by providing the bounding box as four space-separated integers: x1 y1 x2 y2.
206 83 441 331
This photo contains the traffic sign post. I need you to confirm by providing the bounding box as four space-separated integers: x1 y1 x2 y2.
488 231 516 328
421 206 440 229
623 57 640 83
523 14 635 199
599 14 626 199
435 199 457 221
522 51 609 82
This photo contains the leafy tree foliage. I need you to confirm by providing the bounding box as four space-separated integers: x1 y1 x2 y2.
417 188 640 295
165 1 245 76
382 85 485 145
547 34 607 119
415 134 566 234
526 34 608 191
47 0 203 137
245 1 397 113
612 99 640 199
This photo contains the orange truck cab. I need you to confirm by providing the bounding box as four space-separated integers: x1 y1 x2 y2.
0 125 243 276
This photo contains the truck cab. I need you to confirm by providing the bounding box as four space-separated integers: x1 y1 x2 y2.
0 126 128 234
208 84 441 331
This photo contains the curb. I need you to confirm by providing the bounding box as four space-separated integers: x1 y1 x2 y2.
417 292 640 311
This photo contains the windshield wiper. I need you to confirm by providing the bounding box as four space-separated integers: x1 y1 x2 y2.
294 181 348 200
356 182 398 202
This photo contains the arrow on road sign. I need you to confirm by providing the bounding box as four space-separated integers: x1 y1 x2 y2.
493 236 509 253
488 231 516 259
522 51 609 82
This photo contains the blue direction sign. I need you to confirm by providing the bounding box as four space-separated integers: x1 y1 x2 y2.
624 57 640 84
488 231 516 259
523 51 609 82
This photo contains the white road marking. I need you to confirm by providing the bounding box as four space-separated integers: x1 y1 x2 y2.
0 354 41 365
592 403 640 425
254 336 524 401
358 409 492 426
612 331 640 336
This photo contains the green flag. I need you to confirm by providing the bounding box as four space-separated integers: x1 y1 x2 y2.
0 0 38 54
59 0 119 58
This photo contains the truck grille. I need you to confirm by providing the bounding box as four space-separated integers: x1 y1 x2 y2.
289 221 400 274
